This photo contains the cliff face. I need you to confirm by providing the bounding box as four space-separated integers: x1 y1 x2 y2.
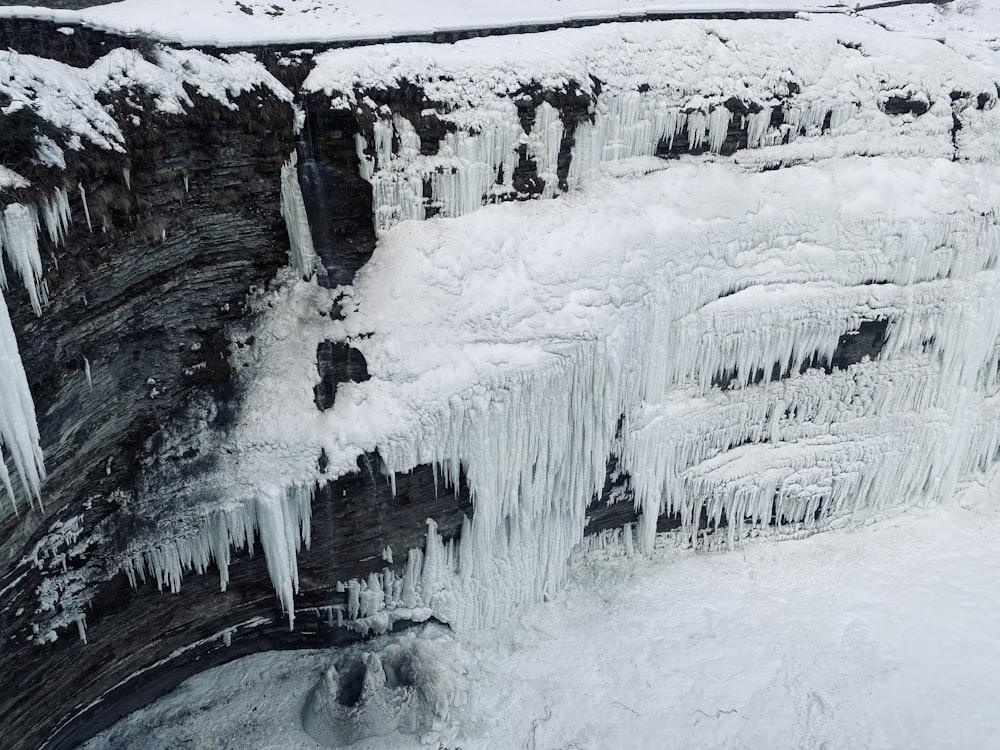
0 30 294 748
0 23 480 750
1 12 999 750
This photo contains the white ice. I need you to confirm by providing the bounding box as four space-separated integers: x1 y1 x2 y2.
305 14 999 235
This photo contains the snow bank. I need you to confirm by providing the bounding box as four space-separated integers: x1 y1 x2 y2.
0 0 841 48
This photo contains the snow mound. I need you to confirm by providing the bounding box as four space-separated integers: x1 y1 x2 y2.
302 633 469 747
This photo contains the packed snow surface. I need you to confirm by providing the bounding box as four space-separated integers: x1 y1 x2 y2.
83 474 1000 749
0 0 844 46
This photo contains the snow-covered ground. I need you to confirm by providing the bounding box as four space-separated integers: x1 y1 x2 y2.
2 0 997 50
0 0 844 46
84 470 1000 750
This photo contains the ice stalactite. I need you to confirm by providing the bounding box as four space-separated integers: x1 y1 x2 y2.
121 484 313 628
356 114 427 234
0 193 67 512
280 151 318 279
527 102 564 199
0 295 42 512
0 203 47 316
78 183 93 234
430 111 523 217
355 94 770 235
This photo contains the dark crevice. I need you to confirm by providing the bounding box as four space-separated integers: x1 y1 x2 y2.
584 455 636 536
297 98 377 288
713 319 890 390
314 341 370 411
883 94 930 116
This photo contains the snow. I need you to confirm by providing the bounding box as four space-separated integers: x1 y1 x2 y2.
81 473 1000 749
0 0 846 48
0 46 292 163
0 166 29 190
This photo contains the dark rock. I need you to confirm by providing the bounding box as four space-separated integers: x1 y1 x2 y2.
828 319 888 371
314 341 370 411
298 95 377 288
510 144 545 198
883 94 930 116
712 318 889 390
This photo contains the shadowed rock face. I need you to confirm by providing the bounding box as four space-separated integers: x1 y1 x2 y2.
0 80 300 750
0 26 482 750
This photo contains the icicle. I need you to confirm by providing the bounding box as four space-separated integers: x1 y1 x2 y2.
75 615 87 644
746 107 772 148
122 167 131 191
0 204 47 315
0 202 48 512
39 189 71 247
78 183 93 234
121 484 313 629
83 356 92 390
707 107 732 153
279 151 317 279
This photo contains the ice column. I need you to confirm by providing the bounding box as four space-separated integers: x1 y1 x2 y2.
280 151 318 279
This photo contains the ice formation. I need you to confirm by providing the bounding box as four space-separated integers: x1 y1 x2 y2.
280 152 319 279
122 484 312 626
302 636 464 746
88 12 1000 641
0 192 71 511
307 18 998 234
128 153 1000 638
